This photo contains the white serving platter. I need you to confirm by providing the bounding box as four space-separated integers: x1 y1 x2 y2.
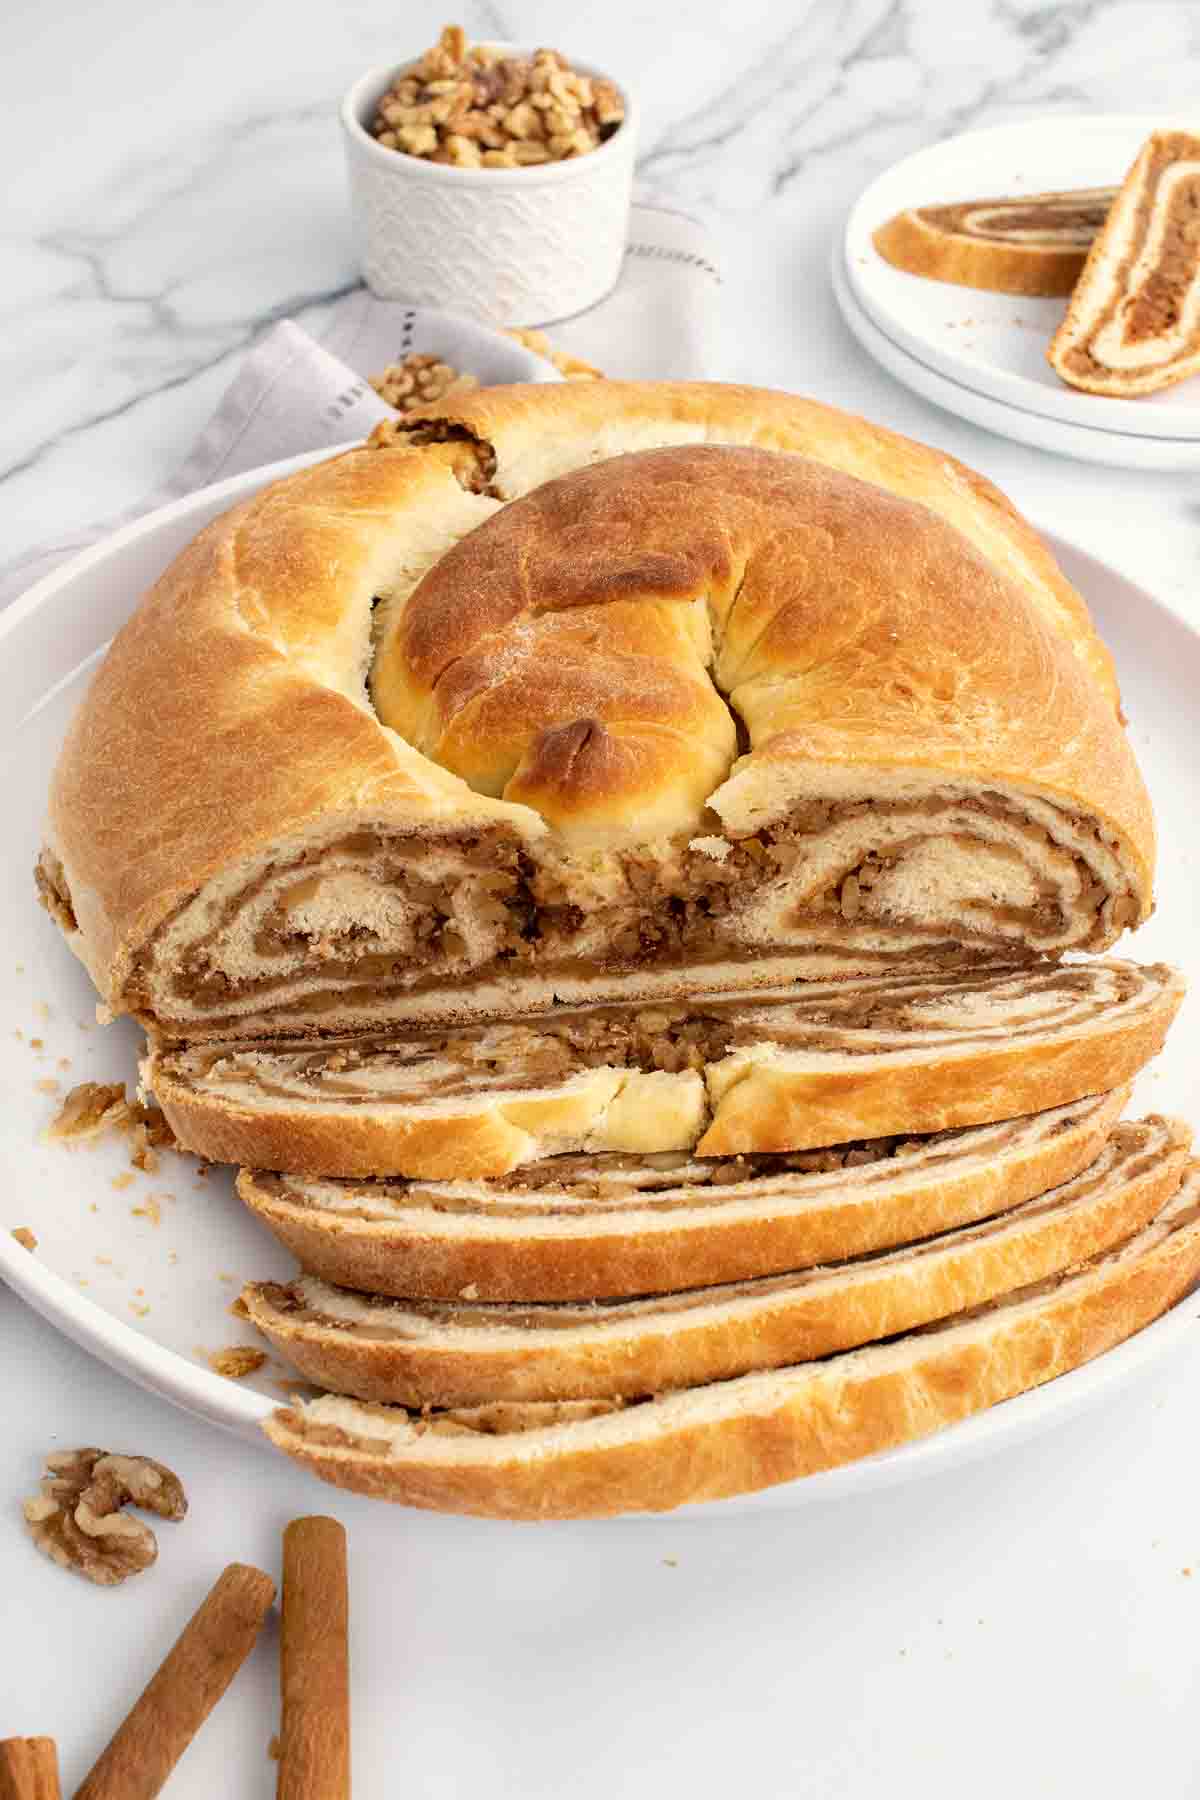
831 243 1200 471
1 450 1198 1516
842 115 1200 456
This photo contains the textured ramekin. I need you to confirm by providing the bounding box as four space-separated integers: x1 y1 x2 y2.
340 51 637 327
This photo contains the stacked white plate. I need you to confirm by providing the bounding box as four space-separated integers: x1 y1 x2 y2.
835 114 1200 470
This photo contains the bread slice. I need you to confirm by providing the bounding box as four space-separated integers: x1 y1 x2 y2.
148 960 1182 1180
262 1165 1200 1517
873 186 1116 296
1048 131 1200 395
237 1088 1130 1302
241 1115 1191 1405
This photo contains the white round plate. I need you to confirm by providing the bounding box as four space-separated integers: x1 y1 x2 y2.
1 456 1198 1516
844 114 1200 445
832 244 1200 471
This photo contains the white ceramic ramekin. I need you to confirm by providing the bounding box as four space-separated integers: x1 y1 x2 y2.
340 50 637 327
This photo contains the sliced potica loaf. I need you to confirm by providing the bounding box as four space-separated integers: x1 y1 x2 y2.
40 383 1151 1044
241 1115 1192 1405
148 960 1182 1179
237 1089 1130 1302
262 1165 1200 1518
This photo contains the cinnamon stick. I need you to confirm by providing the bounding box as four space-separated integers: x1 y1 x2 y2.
75 1561 275 1800
278 1517 350 1799
0 1739 61 1800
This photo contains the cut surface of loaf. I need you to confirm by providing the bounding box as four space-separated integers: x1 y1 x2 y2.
237 1088 1130 1301
872 186 1117 296
39 383 1151 1042
262 1165 1200 1517
241 1114 1191 1404
149 960 1182 1179
1048 132 1200 396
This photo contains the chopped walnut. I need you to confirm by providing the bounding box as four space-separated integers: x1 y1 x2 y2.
23 1448 187 1587
368 352 480 419
208 1346 268 1380
369 25 623 168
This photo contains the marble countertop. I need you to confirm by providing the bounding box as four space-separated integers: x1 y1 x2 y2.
4 2 1200 1795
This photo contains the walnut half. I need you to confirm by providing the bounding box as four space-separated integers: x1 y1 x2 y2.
23 1448 188 1587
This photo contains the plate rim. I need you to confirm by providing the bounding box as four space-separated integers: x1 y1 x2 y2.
3 451 1199 1510
844 112 1200 442
831 241 1200 472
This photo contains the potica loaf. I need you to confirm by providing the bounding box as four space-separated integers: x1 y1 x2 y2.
39 383 1151 1041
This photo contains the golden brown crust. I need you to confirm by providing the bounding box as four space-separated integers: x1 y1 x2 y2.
239 1116 1190 1404
44 381 1141 1032
260 1173 1200 1517
235 1088 1130 1301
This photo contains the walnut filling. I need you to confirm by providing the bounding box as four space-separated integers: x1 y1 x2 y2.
1060 137 1200 378
126 787 1133 1038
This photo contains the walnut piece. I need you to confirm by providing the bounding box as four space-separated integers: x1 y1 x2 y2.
368 352 480 419
369 24 624 168
23 1448 188 1587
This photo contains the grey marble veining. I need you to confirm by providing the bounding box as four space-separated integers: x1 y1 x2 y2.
2 0 1199 590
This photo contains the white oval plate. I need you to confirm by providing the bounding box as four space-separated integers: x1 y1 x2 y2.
844 115 1200 444
832 243 1200 471
1 453 1198 1514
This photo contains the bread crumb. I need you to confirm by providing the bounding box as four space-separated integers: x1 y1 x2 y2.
229 1296 251 1320
11 1227 37 1252
208 1347 267 1380
14 1028 22 1040
95 1255 112 1266
36 1078 61 1095
57 1057 71 1071
167 1251 179 1266
131 1194 162 1227
29 1038 45 1051
75 1277 89 1287
129 1303 150 1317
1184 1567 1193 1578
133 1287 145 1297
111 1173 134 1192
46 1082 178 1175
34 1002 50 1022
217 1272 235 1284
274 1377 319 1398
